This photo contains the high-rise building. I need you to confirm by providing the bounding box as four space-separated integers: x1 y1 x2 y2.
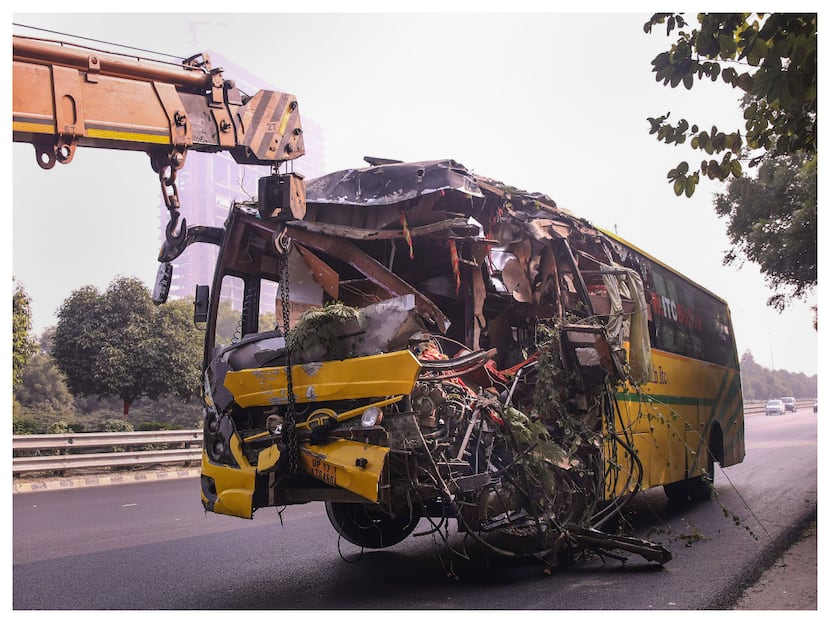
160 53 325 305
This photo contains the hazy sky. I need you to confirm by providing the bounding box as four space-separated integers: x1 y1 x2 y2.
9 6 820 377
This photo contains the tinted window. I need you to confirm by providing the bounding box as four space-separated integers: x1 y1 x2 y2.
620 246 737 368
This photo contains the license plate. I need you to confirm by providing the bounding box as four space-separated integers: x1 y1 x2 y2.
307 455 337 486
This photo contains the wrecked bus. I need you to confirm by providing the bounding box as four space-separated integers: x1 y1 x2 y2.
13 29 743 566
160 159 745 565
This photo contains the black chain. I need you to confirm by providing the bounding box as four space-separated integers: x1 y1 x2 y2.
279 235 299 475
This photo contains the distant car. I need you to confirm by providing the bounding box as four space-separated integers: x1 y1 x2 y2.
766 399 785 416
781 397 798 412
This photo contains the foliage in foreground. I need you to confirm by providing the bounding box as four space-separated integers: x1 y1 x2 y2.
644 13 817 313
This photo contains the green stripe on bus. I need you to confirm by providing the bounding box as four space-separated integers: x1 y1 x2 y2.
720 374 743 435
615 392 715 407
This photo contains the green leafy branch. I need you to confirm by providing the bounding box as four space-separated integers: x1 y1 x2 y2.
644 13 816 197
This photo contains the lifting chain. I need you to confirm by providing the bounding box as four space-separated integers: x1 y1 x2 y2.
278 230 299 475
151 148 188 248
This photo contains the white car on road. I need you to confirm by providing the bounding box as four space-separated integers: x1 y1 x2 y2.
766 399 785 416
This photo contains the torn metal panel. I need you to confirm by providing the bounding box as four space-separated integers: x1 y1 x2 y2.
288 217 477 241
285 244 325 307
285 224 450 332
305 159 484 207
294 243 340 300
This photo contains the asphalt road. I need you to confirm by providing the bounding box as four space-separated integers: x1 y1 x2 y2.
12 411 817 610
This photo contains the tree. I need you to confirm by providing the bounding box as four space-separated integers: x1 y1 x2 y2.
39 325 56 354
14 352 75 412
215 299 280 345
714 154 816 309
738 349 816 401
645 13 817 311
215 299 242 345
143 299 204 403
645 13 816 197
12 280 37 388
52 277 203 416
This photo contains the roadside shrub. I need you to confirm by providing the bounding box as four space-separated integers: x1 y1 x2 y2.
12 415 40 435
99 418 134 432
45 421 73 434
136 420 182 431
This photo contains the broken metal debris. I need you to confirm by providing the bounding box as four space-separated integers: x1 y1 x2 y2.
202 158 673 568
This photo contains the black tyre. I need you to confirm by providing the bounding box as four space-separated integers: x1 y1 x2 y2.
686 453 715 501
550 465 593 527
325 502 420 549
663 479 689 501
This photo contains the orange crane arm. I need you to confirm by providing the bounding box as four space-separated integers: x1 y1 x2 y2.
13 34 305 168
13 32 305 241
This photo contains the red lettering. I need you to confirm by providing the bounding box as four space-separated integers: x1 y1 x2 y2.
650 291 662 316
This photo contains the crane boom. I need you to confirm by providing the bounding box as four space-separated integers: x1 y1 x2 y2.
13 34 305 168
13 32 306 243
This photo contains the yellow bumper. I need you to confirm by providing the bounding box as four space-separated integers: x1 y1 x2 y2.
223 350 422 407
299 439 390 503
202 435 390 518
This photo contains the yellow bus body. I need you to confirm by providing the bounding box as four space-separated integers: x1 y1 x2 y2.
607 347 744 497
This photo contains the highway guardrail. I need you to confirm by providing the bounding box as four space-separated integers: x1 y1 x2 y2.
7 403 793 476
12 429 202 475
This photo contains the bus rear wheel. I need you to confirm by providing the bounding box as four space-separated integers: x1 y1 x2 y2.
663 454 714 502
325 501 420 549
686 454 714 501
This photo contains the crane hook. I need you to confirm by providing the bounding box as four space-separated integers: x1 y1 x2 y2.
165 209 187 247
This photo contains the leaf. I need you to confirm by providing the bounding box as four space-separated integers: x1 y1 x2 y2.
719 33 737 58
673 177 686 196
737 72 754 92
685 175 698 197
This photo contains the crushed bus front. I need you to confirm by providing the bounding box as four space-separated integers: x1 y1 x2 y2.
183 159 743 564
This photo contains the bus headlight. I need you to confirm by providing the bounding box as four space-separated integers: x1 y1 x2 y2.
361 406 383 427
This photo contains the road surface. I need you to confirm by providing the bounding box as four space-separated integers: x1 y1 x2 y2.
13 410 817 609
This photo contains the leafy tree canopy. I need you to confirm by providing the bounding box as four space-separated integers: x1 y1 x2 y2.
645 13 817 312
739 349 816 401
14 352 75 412
645 13 816 197
714 154 816 309
12 279 37 388
52 277 203 416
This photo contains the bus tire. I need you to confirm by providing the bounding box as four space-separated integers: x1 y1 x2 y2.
325 501 419 549
663 480 689 501
686 454 714 501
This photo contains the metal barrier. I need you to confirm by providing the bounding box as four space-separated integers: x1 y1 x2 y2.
12 429 202 475
8 404 780 476
744 403 767 415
